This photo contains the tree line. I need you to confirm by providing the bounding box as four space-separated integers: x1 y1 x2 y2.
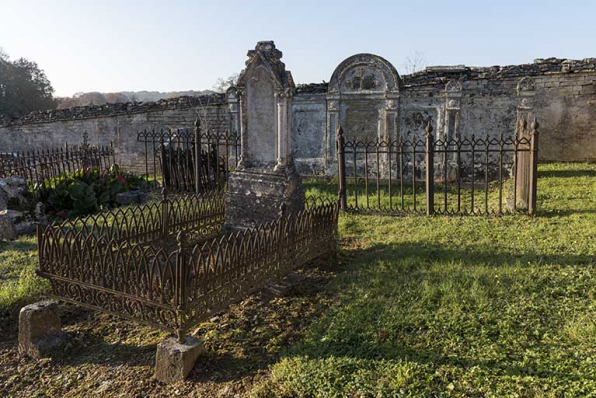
0 46 239 121
0 48 56 119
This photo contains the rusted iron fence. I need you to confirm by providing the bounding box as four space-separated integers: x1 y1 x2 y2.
337 118 539 216
0 142 116 190
37 194 338 340
137 120 240 193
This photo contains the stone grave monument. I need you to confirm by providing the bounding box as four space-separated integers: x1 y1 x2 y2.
224 41 304 230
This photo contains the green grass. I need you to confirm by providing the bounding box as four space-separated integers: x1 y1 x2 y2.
1 163 596 396
0 237 48 332
254 163 596 397
305 175 522 215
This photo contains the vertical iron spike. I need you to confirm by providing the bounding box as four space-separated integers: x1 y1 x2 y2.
336 125 347 211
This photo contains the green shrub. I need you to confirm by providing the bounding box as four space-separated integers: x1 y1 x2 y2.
45 165 146 219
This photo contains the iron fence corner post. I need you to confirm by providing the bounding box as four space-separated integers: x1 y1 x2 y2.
194 119 201 194
176 230 187 342
110 140 115 167
425 122 435 216
36 223 43 272
337 126 347 211
161 187 169 238
528 118 540 215
159 137 166 189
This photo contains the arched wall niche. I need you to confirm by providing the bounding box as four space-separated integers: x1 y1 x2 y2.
326 54 401 164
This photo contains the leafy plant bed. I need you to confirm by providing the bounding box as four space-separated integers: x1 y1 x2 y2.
43 165 147 220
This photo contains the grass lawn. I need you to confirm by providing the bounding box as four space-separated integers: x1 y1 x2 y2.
252 162 596 397
0 162 595 397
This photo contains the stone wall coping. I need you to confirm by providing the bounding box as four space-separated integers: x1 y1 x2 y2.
2 57 595 128
0 93 227 128
404 57 596 87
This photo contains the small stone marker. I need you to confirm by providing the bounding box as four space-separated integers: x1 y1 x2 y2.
18 300 69 358
154 335 204 384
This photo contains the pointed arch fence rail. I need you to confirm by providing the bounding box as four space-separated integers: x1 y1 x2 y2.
36 193 338 340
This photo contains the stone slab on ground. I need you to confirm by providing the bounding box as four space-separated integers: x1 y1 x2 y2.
0 209 37 240
0 176 28 209
115 190 146 206
18 300 69 358
154 336 204 384
262 272 307 298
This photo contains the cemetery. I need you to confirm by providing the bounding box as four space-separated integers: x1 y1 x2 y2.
0 41 595 396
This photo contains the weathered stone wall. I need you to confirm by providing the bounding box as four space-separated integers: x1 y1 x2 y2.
0 57 594 176
399 59 596 163
0 95 230 174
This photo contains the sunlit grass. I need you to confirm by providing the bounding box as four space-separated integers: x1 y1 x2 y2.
254 163 596 397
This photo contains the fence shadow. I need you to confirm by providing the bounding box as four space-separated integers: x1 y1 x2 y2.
539 168 596 178
274 240 596 385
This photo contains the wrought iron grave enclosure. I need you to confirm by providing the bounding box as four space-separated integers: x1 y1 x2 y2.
336 118 539 216
137 120 240 193
37 193 338 340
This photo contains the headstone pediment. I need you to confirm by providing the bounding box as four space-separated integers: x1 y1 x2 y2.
237 41 295 91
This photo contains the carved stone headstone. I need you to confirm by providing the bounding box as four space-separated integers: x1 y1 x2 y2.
514 77 536 209
224 41 304 230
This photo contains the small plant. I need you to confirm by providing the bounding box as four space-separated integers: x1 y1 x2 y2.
44 165 146 220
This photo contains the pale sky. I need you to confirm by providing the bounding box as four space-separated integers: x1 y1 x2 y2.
0 0 594 97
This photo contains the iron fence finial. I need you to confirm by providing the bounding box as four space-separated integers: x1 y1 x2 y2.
531 118 539 133
425 121 433 135
177 230 187 249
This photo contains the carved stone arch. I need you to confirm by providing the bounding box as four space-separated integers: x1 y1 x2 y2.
325 53 400 167
516 76 536 95
445 80 463 94
328 53 400 94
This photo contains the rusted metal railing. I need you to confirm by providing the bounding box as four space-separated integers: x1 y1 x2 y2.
0 142 115 189
36 194 338 340
137 119 240 193
336 118 539 216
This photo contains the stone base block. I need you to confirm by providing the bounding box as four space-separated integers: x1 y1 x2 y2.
263 272 307 298
154 336 204 384
19 300 69 358
224 168 304 230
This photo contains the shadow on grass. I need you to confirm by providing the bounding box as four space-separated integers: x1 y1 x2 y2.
2 262 337 386
0 239 37 253
271 241 596 387
539 168 596 179
539 208 596 217
347 238 595 269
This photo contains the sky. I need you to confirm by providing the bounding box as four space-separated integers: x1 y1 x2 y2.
0 0 594 97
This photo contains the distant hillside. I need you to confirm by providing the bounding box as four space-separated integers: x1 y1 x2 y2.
56 90 216 109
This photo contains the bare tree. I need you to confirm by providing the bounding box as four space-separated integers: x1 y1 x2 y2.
402 51 427 75
212 73 239 93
